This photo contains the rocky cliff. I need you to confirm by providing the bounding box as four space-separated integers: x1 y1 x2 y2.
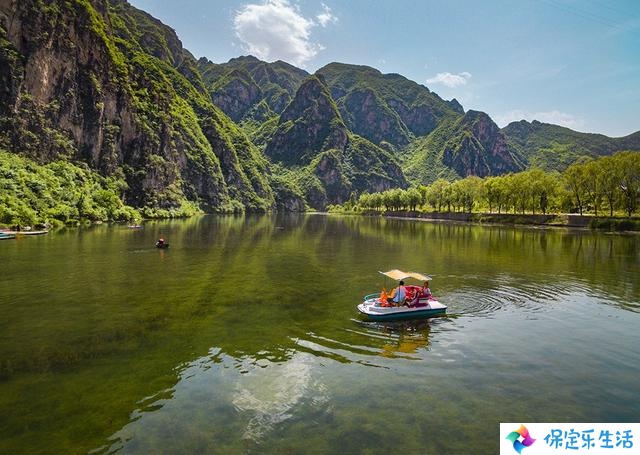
316 62 462 148
0 0 277 213
0 0 637 220
198 55 309 123
265 75 406 209
442 110 524 177
404 110 525 184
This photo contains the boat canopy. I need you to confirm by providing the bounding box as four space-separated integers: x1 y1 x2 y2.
379 269 432 282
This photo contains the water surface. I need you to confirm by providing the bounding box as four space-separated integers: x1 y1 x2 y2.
1 215 639 453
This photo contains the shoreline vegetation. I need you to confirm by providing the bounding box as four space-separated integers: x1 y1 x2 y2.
0 150 214 228
328 151 640 232
2 149 638 231
336 210 640 232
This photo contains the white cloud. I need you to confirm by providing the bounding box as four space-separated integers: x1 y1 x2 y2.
426 71 472 88
495 109 585 130
233 0 336 67
316 3 337 27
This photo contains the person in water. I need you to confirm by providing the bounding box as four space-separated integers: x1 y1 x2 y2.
390 280 407 305
156 238 165 247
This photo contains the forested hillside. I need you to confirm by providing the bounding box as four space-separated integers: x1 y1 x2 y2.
0 0 285 223
0 0 638 225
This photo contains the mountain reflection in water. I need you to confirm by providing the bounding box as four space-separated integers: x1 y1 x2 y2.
0 214 638 454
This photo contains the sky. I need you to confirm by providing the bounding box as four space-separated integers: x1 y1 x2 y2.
127 0 640 137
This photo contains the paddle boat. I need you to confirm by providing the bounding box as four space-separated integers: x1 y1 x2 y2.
358 270 447 321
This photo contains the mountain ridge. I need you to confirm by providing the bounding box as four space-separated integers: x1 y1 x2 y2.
0 0 638 220
263 74 406 209
501 119 640 171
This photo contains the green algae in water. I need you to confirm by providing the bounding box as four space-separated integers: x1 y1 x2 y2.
0 215 639 454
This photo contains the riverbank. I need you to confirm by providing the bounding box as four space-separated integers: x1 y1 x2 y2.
354 210 640 231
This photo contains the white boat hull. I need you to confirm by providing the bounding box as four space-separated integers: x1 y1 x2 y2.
357 297 447 321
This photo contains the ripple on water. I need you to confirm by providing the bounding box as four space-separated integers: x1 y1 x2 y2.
444 274 593 317
289 318 451 365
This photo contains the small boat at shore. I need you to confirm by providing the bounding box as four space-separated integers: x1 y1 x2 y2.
358 270 447 321
1 230 48 236
0 232 16 240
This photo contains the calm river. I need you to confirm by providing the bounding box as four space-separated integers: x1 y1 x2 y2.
1 214 639 453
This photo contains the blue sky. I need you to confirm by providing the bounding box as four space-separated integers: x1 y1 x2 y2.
128 0 640 137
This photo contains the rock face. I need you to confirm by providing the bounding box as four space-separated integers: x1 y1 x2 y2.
316 63 461 147
206 69 262 123
198 55 309 123
265 75 406 209
0 0 274 212
447 98 464 115
266 76 348 166
1 0 636 217
442 111 523 177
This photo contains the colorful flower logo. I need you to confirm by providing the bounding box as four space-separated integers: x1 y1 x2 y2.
506 424 536 454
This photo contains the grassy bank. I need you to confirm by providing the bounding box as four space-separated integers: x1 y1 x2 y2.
344 209 640 231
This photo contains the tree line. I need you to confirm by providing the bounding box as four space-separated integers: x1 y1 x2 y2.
351 151 640 217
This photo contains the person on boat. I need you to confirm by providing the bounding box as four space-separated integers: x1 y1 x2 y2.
422 281 432 297
389 281 407 305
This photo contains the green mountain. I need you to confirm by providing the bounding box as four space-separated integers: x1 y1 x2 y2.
403 110 526 184
316 62 463 147
502 120 640 171
197 55 309 123
264 75 406 209
0 0 286 216
0 0 637 222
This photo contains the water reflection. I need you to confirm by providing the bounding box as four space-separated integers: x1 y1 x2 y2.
98 318 442 452
99 348 330 453
1 215 639 453
2 215 637 379
351 320 433 358
231 352 326 443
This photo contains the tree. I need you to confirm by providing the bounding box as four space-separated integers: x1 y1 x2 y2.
506 173 529 214
450 180 462 212
598 156 621 216
358 193 372 210
443 182 454 212
564 160 590 215
540 172 561 214
453 176 483 213
406 188 422 211
526 168 559 215
582 160 603 216
370 192 383 211
417 185 429 208
426 179 450 212
398 189 411 210
616 152 640 217
484 176 501 213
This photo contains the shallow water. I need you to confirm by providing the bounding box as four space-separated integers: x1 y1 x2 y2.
1 214 639 453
